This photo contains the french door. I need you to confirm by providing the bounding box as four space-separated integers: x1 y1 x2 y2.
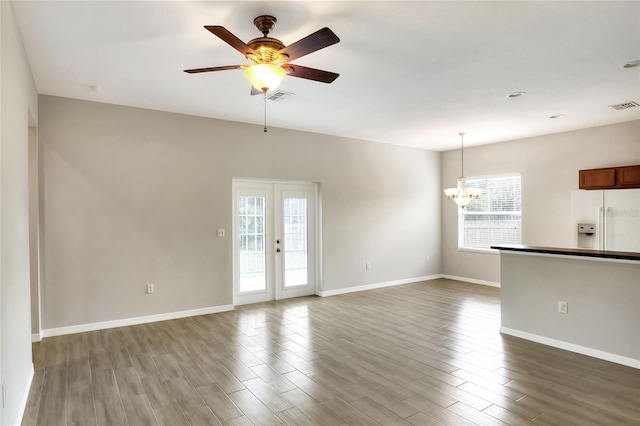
233 180 317 305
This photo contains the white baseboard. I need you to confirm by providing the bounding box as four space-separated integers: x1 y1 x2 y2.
39 304 234 338
15 364 34 426
317 274 443 297
442 274 501 288
32 333 42 343
500 326 640 370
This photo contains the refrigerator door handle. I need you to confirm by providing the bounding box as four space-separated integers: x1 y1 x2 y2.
603 206 610 251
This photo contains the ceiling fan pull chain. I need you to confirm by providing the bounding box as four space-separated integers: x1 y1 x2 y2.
264 91 268 132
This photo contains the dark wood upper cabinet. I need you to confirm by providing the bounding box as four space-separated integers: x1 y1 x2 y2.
579 168 616 189
617 165 640 187
579 165 640 189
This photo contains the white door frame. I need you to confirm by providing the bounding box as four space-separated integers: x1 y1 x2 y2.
232 179 320 306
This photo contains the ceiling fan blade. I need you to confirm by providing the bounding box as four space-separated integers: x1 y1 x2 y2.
184 65 243 74
205 25 256 57
285 64 339 83
250 86 262 96
277 27 340 62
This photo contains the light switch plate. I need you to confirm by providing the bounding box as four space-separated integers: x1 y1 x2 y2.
558 300 568 314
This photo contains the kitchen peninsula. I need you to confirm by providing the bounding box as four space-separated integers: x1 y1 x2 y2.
492 244 640 369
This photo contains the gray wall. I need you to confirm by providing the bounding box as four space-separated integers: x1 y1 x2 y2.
441 120 640 284
39 95 441 331
1 1 39 425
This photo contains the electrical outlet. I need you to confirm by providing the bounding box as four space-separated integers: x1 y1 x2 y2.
365 261 371 270
558 300 568 314
217 228 225 238
147 283 154 294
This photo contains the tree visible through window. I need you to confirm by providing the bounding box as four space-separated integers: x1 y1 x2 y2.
459 175 522 250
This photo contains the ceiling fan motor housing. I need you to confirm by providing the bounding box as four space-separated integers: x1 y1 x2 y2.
247 37 287 63
249 16 287 64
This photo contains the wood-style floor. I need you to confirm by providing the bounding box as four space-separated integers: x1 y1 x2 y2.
22 279 640 426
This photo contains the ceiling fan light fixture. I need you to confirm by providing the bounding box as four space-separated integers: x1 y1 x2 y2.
244 63 286 92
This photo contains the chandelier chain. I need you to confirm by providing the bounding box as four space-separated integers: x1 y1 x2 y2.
460 132 465 177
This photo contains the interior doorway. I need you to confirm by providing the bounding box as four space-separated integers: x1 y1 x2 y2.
28 115 43 341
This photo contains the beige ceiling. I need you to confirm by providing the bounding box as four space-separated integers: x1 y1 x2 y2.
11 0 640 151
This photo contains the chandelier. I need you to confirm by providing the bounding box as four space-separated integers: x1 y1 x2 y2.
443 132 482 208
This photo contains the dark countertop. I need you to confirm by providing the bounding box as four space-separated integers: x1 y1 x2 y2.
491 244 640 262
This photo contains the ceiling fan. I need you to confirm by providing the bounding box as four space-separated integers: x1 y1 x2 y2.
184 15 340 94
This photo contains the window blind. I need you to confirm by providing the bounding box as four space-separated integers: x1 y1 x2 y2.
460 175 522 250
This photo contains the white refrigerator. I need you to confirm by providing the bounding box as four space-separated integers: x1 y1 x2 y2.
570 189 640 252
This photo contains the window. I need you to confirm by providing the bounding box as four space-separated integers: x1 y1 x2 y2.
459 175 521 251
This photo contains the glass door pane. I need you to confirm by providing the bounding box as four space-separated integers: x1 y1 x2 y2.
283 197 308 287
238 196 266 292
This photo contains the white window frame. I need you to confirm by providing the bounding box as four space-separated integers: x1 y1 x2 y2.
457 174 522 254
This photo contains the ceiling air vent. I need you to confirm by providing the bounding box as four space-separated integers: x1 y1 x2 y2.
267 91 294 102
609 101 640 110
